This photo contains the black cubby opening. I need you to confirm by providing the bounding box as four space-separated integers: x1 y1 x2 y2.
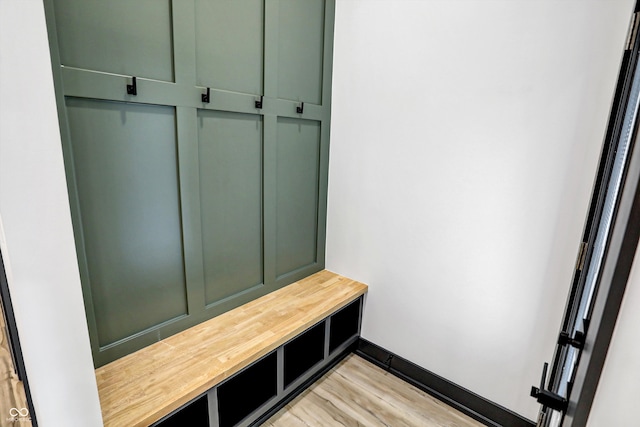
329 298 361 353
154 394 209 427
217 351 277 427
284 321 325 388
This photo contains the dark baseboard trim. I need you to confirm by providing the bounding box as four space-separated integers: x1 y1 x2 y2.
356 338 535 427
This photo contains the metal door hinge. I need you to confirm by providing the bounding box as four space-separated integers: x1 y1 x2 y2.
531 386 568 413
626 12 639 51
558 330 585 349
530 362 569 413
575 242 588 272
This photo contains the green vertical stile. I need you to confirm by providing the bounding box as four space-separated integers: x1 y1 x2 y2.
317 0 336 269
263 0 280 288
42 0 102 363
173 0 207 319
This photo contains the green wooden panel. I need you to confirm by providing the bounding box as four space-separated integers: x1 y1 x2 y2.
278 0 325 104
195 0 264 95
198 110 263 304
276 118 320 277
53 0 174 82
66 98 187 347
46 0 335 365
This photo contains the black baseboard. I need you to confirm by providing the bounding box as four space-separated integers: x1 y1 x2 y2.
356 338 536 427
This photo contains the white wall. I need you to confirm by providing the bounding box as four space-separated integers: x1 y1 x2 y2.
327 0 634 420
0 0 634 424
587 243 640 425
0 1 103 425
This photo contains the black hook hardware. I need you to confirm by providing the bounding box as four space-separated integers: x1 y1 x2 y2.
202 87 210 103
296 102 304 114
255 95 263 109
558 331 585 349
530 362 568 412
127 76 137 96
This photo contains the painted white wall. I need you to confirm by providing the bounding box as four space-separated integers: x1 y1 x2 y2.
0 1 103 425
0 0 635 424
327 0 634 420
587 243 640 425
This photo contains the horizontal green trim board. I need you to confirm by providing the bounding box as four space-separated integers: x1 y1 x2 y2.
356 338 536 427
61 67 327 120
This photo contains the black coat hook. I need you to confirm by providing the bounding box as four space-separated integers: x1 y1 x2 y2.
296 102 304 114
127 76 137 95
202 87 210 103
255 95 263 109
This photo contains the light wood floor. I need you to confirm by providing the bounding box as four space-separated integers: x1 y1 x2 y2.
265 354 484 427
0 300 31 426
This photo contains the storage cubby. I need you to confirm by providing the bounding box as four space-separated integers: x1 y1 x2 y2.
154 395 209 427
217 351 277 427
329 299 361 353
284 321 325 387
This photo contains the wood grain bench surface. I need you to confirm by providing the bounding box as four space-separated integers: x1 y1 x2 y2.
95 270 368 427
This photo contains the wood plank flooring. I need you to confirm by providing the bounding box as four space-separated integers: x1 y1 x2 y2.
0 300 31 426
265 354 483 427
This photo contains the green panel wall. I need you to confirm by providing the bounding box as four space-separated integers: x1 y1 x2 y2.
278 0 325 104
195 0 264 95
45 0 335 366
276 118 320 277
66 98 187 347
198 111 264 305
54 0 174 82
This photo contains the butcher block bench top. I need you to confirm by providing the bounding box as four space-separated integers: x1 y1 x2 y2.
94 270 368 427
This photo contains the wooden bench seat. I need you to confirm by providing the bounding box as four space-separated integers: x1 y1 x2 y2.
95 270 368 427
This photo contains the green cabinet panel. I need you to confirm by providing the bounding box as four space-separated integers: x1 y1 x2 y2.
278 0 325 104
195 0 264 95
45 0 334 365
66 98 187 347
276 118 320 277
54 0 174 82
198 111 264 305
